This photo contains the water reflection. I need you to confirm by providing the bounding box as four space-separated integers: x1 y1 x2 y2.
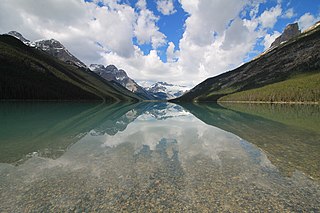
181 103 320 181
0 102 319 212
0 102 149 164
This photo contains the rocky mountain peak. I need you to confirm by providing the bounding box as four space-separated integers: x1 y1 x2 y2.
90 64 127 79
89 64 104 70
90 64 155 99
4 31 87 68
105 65 118 72
34 39 86 68
271 23 301 48
7 31 30 43
156 82 174 87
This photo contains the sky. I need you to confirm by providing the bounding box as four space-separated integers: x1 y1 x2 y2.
0 0 319 87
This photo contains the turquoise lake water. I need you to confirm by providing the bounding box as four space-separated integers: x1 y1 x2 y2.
0 102 319 212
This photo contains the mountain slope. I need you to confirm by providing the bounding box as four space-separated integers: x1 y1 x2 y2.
219 72 320 103
6 31 31 44
34 39 87 68
90 64 155 100
175 22 320 102
0 35 141 101
6 31 87 68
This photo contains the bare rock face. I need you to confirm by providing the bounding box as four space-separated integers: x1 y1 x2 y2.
271 23 301 48
35 39 87 68
4 31 87 68
6 31 30 44
90 64 155 100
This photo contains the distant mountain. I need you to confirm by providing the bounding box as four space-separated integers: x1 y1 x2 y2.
90 64 155 100
271 23 301 48
145 81 188 100
34 39 87 68
0 34 141 101
6 31 31 44
5 31 86 68
175 22 320 103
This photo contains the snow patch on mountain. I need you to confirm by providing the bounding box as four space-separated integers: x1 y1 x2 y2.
145 82 189 100
4 31 86 68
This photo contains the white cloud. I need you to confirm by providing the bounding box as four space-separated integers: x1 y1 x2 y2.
134 9 167 49
136 0 146 10
181 0 247 47
259 5 282 28
298 13 320 31
156 0 176 15
166 42 178 62
263 31 281 50
0 0 137 62
100 46 183 84
2 0 314 88
173 0 265 84
283 8 295 19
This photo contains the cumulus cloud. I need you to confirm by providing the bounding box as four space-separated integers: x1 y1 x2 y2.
156 0 176 15
173 0 267 84
263 31 281 50
283 8 295 19
0 0 138 62
134 9 167 49
298 13 320 31
135 0 147 10
259 5 282 28
2 0 308 87
166 42 179 62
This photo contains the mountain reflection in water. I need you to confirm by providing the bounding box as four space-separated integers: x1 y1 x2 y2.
0 102 319 212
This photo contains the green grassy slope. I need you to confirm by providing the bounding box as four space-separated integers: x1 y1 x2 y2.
174 23 320 102
0 35 141 102
219 72 320 103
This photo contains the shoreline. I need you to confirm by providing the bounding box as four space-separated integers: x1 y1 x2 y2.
218 100 319 105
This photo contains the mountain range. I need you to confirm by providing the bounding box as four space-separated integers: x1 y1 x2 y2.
6 31 86 68
90 64 188 100
145 82 188 100
4 31 186 101
1 21 319 103
1 31 187 101
89 64 155 100
0 34 141 101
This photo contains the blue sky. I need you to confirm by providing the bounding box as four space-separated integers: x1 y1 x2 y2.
84 0 320 63
0 0 319 86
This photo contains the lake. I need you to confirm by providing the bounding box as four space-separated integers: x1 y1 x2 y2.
0 102 319 212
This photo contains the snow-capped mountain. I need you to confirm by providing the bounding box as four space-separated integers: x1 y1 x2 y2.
5 31 86 68
90 64 155 100
34 39 87 68
6 31 31 45
145 82 188 100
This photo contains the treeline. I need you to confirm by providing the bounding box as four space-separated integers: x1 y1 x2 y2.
0 35 141 102
0 59 99 100
219 72 320 103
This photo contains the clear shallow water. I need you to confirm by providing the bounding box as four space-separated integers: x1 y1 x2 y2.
0 102 319 212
